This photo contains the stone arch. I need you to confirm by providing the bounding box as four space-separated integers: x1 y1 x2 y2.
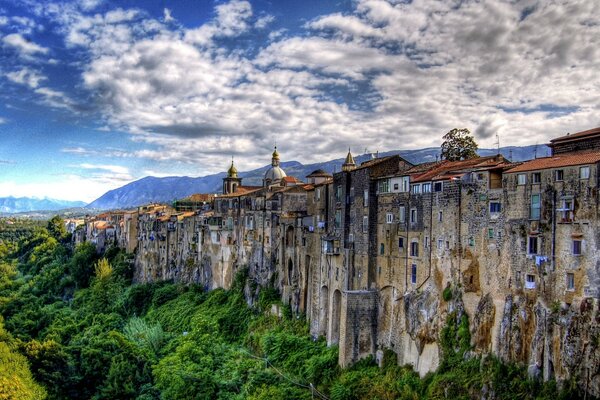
286 225 294 247
287 258 294 286
319 286 329 337
331 289 342 345
378 285 397 348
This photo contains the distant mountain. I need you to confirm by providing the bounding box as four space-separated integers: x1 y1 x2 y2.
0 197 87 213
87 145 539 210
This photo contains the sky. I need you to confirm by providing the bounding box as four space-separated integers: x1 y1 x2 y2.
0 0 598 203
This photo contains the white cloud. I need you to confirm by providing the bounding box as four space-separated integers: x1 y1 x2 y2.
255 14 274 29
80 0 103 12
79 163 131 175
0 117 6 124
6 67 46 88
29 0 600 178
2 33 49 56
163 8 174 23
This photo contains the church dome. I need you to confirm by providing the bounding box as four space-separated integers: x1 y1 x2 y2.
264 145 286 185
265 165 287 182
227 160 238 178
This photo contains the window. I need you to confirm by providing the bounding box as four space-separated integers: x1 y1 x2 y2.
438 211 443 222
424 236 430 248
559 198 573 222
488 228 494 239
379 179 390 193
555 169 564 181
402 177 410 192
532 172 541 183
446 241 450 249
528 236 538 255
380 243 385 255
489 202 501 214
398 237 404 249
315 188 320 200
422 183 432 193
573 240 582 256
438 239 444 249
399 206 406 223
363 189 368 206
530 194 541 220
410 208 417 224
411 264 417 284
393 183 399 190
580 166 590 179
517 174 527 185
411 184 421 194
566 273 575 291
386 213 393 224
410 241 419 257
335 186 342 201
434 182 443 192
348 233 354 242
335 210 342 229
362 216 368 233
525 274 536 289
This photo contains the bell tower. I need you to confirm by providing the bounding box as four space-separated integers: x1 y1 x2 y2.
223 158 242 194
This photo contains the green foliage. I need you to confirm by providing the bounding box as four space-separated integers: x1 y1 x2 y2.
0 228 586 400
46 216 67 242
0 318 47 400
440 127 479 161
442 284 453 302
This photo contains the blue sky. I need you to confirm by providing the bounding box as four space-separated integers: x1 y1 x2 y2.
0 0 598 202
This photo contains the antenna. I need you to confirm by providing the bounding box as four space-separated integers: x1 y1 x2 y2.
533 142 538 159
494 133 500 155
509 149 513 162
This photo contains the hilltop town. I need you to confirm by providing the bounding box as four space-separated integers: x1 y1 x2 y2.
72 126 600 396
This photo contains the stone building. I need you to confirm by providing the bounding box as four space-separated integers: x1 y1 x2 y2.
79 126 600 397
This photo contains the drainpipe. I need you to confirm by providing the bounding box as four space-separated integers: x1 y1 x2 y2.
405 188 411 292
416 188 434 291
551 189 556 272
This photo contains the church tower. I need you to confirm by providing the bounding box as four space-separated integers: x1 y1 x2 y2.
223 158 242 194
342 149 356 172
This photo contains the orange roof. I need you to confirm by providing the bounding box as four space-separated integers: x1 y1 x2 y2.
411 155 509 182
183 193 215 202
550 127 600 144
506 151 600 173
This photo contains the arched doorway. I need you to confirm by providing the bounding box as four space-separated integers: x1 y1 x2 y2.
331 289 342 345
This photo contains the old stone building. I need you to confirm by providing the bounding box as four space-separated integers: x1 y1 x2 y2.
79 127 600 396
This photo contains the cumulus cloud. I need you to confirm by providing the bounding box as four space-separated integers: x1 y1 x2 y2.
6 67 46 88
2 33 49 56
32 0 600 176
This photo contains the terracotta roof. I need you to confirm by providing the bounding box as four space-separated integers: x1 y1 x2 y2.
506 151 600 173
218 186 263 198
306 169 332 178
282 176 301 183
550 127 600 144
182 193 215 202
411 155 509 183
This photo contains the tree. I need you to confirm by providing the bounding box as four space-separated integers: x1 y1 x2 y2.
46 216 67 241
440 128 479 161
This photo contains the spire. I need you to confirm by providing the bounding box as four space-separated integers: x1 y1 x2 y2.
227 157 238 178
342 148 356 172
272 146 280 167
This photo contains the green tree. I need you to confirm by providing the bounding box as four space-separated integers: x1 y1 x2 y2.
440 128 479 161
0 318 47 400
46 216 67 241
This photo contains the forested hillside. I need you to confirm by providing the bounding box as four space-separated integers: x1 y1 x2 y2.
0 218 581 399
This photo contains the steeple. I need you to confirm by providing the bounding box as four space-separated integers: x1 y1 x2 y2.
271 146 280 167
227 157 238 178
342 148 356 172
222 157 242 194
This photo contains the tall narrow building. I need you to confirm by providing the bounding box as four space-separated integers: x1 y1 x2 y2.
222 159 242 194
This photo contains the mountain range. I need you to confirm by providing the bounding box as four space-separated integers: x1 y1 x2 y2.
86 145 539 210
0 197 87 214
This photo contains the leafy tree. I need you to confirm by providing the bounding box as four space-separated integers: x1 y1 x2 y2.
46 216 67 241
440 128 479 161
0 318 47 400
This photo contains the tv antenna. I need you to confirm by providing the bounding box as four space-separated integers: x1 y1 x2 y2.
494 133 500 155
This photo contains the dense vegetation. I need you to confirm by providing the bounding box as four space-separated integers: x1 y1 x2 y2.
0 217 583 399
